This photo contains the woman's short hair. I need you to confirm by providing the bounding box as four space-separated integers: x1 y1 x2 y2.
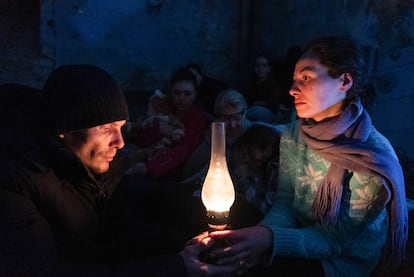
303 36 371 105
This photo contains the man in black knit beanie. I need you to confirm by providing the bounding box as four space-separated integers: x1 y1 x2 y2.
0 64 240 276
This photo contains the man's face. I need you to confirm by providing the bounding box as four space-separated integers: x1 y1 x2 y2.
61 120 126 174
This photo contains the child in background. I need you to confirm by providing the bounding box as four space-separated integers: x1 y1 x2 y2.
125 89 185 162
229 124 280 228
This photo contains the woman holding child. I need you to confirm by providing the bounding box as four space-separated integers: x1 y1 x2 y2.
127 67 207 180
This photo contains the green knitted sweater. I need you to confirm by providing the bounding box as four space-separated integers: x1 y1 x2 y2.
261 121 390 277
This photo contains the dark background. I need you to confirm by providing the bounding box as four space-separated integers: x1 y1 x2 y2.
1 0 414 161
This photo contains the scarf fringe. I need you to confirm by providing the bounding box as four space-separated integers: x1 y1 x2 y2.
384 204 408 266
302 99 408 264
312 166 344 224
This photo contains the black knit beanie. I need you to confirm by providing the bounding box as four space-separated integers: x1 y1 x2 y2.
42 64 129 134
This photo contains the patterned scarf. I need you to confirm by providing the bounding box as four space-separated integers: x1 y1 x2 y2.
300 99 408 265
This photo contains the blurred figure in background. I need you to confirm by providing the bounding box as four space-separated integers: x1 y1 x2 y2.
185 62 229 121
173 89 281 234
244 53 296 124
229 124 281 229
181 89 254 184
123 89 186 163
127 67 207 181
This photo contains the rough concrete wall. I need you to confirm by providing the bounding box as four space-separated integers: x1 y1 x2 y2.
251 0 414 160
0 0 53 87
1 0 242 89
45 0 242 90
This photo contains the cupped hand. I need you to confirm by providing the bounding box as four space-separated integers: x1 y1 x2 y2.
207 226 273 270
181 232 244 277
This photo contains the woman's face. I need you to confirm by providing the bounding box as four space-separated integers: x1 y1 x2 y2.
254 56 272 82
170 80 197 114
289 53 349 122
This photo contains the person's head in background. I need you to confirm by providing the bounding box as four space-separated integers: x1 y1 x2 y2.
213 89 251 144
42 64 129 174
235 124 280 171
290 36 369 122
168 67 198 116
253 55 273 83
184 63 203 86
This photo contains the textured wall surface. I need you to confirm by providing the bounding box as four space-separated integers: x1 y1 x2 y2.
1 0 243 89
1 0 414 159
48 0 242 90
0 1 52 86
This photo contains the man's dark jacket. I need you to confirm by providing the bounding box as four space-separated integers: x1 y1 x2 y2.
0 127 187 276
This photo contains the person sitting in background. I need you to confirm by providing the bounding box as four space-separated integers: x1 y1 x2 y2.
207 36 408 276
180 89 254 184
244 54 294 124
153 89 281 240
127 67 207 181
148 89 257 238
272 46 302 122
229 124 280 228
182 88 283 184
0 64 239 277
124 89 185 162
185 62 229 121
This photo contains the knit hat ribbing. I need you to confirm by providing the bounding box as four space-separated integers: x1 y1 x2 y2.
43 64 129 134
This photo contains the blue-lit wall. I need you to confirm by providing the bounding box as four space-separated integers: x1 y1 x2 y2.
49 0 244 90
1 0 246 89
1 0 414 160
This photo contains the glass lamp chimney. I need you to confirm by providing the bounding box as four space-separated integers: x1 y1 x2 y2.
201 122 235 231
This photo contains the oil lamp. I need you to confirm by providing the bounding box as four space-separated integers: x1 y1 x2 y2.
201 121 235 231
